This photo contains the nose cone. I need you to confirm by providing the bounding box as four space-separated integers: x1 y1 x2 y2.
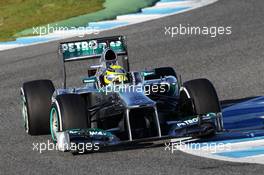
117 86 156 108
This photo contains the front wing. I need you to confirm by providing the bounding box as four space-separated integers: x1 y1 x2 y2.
55 113 223 154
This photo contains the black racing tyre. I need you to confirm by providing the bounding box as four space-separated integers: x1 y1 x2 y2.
50 94 89 142
180 78 221 115
21 80 55 135
145 67 177 80
155 67 177 78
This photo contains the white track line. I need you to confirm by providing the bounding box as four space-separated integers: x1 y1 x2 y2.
176 138 264 164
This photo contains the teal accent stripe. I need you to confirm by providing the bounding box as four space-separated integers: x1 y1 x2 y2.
215 146 264 158
50 107 58 142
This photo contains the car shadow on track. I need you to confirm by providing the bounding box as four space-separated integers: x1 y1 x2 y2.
66 96 261 155
71 141 167 155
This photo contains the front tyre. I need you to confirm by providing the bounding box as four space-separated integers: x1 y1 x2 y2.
180 78 221 115
50 94 89 142
179 79 221 137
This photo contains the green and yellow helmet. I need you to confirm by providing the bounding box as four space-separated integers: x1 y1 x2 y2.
103 65 128 85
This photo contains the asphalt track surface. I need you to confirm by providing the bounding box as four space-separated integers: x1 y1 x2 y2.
1 0 264 174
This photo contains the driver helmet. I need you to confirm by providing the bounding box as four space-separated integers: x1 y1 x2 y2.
103 65 128 85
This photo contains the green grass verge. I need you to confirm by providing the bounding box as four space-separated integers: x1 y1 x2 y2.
0 0 105 41
16 0 159 38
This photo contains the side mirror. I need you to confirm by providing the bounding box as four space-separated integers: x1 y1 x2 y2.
90 64 102 69
142 71 155 77
83 77 97 84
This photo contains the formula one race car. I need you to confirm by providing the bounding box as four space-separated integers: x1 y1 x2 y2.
20 36 223 153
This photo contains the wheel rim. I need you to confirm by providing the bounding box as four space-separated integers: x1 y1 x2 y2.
20 89 29 133
180 87 196 115
50 107 59 142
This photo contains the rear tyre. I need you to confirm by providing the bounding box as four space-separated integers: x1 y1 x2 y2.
21 80 55 135
145 67 177 80
50 94 89 142
154 67 177 78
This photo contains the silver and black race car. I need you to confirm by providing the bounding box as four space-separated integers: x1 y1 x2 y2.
20 36 223 153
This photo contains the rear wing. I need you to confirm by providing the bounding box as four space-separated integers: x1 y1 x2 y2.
59 36 127 62
58 36 129 88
